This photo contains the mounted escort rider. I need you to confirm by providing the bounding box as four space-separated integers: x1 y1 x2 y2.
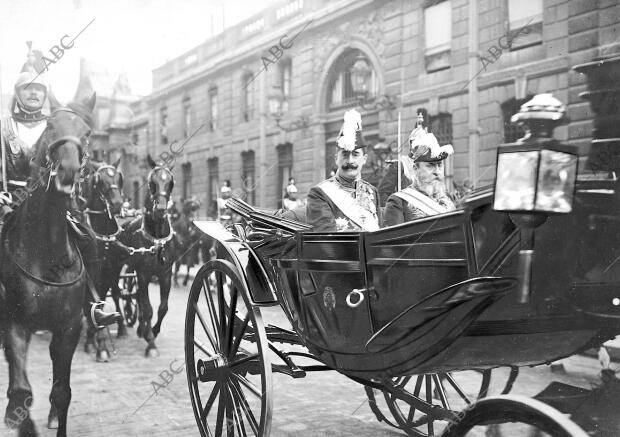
307 109 382 232
0 51 121 329
383 129 455 226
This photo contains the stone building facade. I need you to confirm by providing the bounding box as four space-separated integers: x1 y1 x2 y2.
122 0 619 216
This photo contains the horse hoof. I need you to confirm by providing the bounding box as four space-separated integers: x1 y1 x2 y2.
145 347 159 358
137 325 144 338
20 418 38 437
97 350 110 363
47 413 59 429
117 326 128 338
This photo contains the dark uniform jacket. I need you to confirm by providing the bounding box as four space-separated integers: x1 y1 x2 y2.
384 186 456 227
307 175 382 232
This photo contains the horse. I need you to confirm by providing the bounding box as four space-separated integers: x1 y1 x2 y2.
80 159 128 362
0 93 94 437
172 197 201 286
119 155 177 357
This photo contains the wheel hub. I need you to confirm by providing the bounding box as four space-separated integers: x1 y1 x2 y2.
197 355 228 382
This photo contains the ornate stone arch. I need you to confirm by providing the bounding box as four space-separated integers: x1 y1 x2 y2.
315 39 386 116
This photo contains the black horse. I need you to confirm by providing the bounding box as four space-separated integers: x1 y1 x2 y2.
0 95 94 437
119 155 177 357
172 197 201 286
81 159 127 361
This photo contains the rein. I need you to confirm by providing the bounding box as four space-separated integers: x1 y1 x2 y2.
3 234 85 286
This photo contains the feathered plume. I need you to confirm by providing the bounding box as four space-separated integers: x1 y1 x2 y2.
337 109 362 151
410 132 454 162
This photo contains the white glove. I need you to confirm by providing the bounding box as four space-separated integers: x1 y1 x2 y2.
0 191 13 206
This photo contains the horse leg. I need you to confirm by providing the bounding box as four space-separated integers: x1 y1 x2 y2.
95 328 110 363
48 319 81 437
3 322 37 437
183 262 190 286
152 274 171 338
111 281 127 338
173 262 180 287
136 274 158 357
84 325 96 353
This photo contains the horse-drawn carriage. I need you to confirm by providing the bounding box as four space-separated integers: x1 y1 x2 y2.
183 95 620 436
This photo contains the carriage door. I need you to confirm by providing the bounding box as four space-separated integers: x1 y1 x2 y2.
290 232 374 355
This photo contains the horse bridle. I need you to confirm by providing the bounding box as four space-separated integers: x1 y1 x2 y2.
87 165 124 219
41 108 89 193
147 166 174 213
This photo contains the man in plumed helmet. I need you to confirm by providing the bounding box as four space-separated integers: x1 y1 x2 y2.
307 109 382 231
0 45 121 329
383 130 455 226
378 108 429 206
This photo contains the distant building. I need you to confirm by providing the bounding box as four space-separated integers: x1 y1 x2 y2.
124 0 620 215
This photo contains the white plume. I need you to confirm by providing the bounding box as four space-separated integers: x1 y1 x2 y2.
337 109 362 151
411 132 454 160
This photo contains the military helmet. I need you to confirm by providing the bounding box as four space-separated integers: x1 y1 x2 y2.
14 70 47 91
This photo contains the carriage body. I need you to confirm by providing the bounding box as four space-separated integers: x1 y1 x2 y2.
195 173 620 380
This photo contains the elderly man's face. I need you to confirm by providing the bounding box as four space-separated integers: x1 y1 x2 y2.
335 148 367 180
17 84 46 112
416 161 444 185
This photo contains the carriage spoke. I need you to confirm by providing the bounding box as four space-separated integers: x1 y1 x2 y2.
444 373 473 405
216 272 227 345
201 382 221 424
230 379 260 435
226 285 239 355
203 279 221 349
228 384 248 437
414 375 424 397
432 374 451 410
398 376 412 388
214 387 226 436
425 376 434 436
194 303 219 353
224 384 235 437
231 373 262 398
194 339 213 357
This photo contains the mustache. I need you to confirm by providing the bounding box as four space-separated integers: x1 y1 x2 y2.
341 163 359 170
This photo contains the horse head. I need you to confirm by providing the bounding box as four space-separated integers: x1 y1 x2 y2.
31 93 95 202
145 153 174 220
84 156 124 216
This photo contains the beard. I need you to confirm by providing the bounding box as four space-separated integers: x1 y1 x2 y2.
414 177 446 198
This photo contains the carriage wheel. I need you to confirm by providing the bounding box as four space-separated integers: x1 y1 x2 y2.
441 395 589 437
120 273 139 327
366 367 519 436
185 260 273 437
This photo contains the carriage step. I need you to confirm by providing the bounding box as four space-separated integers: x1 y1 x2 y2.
272 364 306 378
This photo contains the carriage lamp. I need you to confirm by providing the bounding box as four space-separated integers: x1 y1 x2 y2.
493 94 578 303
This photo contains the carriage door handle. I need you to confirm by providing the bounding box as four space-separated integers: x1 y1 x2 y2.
346 288 368 308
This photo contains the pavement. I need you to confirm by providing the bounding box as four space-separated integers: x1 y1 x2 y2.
1 267 619 437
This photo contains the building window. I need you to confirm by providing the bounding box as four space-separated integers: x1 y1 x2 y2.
207 157 219 217
183 97 191 138
160 106 168 145
424 0 452 73
327 49 377 110
429 113 454 192
133 180 140 208
209 87 218 131
502 95 534 143
241 150 256 205
242 73 254 122
182 162 192 200
280 59 292 113
508 0 543 50
276 143 293 209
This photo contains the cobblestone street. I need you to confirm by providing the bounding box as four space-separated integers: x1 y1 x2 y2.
1 270 619 437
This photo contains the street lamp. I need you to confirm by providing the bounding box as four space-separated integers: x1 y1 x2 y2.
349 53 397 111
267 86 309 132
493 94 578 303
